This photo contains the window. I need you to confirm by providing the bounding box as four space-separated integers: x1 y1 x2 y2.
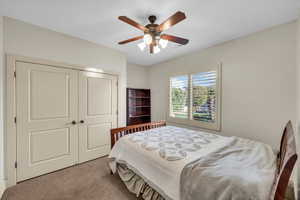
192 71 217 123
169 68 221 131
170 75 189 119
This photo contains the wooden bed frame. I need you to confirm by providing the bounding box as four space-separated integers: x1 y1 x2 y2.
110 120 297 200
271 121 298 200
110 121 166 148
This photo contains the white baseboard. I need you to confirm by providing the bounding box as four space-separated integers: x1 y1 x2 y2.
0 179 6 198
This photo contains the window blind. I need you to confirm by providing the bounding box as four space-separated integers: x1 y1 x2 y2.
170 75 189 119
192 71 217 123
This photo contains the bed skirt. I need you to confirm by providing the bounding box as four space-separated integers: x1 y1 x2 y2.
117 163 165 200
115 164 295 200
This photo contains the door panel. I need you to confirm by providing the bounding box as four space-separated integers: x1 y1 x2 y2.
87 123 111 150
30 128 71 163
16 62 78 182
78 72 117 163
30 70 69 119
87 77 112 116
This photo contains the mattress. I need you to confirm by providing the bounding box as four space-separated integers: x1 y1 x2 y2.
108 126 232 200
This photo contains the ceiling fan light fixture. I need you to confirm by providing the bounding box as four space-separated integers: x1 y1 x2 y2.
138 42 146 51
118 11 189 54
159 39 168 48
153 45 160 54
143 34 153 45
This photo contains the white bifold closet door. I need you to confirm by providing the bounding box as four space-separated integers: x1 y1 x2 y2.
16 61 117 182
78 71 117 163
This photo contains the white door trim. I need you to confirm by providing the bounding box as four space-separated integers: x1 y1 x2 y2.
0 179 7 198
6 54 120 186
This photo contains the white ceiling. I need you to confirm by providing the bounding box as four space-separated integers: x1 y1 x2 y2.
0 0 299 66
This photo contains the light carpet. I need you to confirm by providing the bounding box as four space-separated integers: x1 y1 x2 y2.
1 157 139 200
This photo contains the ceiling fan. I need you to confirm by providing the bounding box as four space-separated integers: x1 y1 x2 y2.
118 11 189 54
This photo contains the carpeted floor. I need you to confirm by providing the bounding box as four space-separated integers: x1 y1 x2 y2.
1 157 139 200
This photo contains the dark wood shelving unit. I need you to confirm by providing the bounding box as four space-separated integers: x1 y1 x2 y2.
129 96 151 99
127 88 151 125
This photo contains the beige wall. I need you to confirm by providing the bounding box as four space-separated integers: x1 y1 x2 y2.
2 17 127 188
127 63 150 89
3 17 127 126
150 21 297 149
0 16 4 196
151 21 298 196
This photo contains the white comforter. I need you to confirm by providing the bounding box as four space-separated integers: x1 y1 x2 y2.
108 126 276 200
180 136 276 200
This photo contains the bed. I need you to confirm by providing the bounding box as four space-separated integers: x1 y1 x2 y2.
108 121 297 200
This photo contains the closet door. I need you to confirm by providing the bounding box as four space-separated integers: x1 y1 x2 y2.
16 62 78 182
78 71 118 163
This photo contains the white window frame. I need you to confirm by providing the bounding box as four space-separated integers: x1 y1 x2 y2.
167 64 222 131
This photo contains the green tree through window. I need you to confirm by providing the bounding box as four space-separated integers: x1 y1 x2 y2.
170 75 188 119
170 71 217 123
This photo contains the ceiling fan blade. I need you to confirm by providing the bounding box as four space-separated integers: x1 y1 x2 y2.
161 34 189 45
118 36 143 45
118 16 148 32
150 44 154 54
157 11 186 32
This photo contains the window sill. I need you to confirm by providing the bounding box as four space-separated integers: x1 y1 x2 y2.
167 116 221 132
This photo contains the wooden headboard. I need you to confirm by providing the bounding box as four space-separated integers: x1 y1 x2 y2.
110 121 166 148
271 121 298 200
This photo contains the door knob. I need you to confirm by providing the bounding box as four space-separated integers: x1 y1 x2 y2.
80 120 85 124
71 120 76 125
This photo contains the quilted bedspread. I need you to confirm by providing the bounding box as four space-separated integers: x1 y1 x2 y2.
109 126 276 200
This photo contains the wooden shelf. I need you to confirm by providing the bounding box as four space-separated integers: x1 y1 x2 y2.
129 115 151 118
129 96 150 99
127 88 151 126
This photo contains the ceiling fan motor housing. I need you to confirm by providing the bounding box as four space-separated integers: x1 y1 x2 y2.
145 15 161 44
148 15 157 24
